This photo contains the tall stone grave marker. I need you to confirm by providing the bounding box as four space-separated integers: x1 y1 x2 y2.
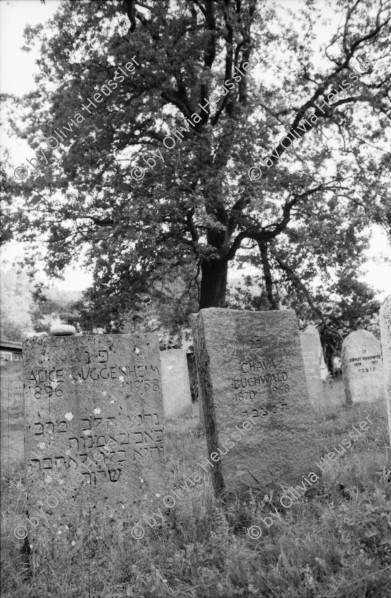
341 329 385 404
301 325 325 410
191 308 319 498
380 295 391 447
23 333 165 544
160 349 192 418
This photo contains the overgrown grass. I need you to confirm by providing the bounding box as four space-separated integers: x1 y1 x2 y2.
1 386 391 598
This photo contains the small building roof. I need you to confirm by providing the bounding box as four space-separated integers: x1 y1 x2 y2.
0 339 23 351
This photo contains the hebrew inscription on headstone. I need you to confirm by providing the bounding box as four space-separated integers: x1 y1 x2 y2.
160 349 192 418
341 329 385 404
380 296 391 446
191 308 319 498
23 333 165 540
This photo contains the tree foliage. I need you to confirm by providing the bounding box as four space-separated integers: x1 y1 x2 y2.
2 0 390 340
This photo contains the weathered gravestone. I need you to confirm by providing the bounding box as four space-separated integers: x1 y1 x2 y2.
23 333 165 547
301 326 325 410
341 329 386 404
160 349 192 418
380 295 391 447
191 308 319 498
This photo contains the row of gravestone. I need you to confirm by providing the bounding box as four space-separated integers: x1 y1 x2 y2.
1 327 382 426
10 297 391 552
301 324 386 410
0 348 193 420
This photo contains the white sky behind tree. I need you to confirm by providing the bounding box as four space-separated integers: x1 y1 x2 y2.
0 0 390 299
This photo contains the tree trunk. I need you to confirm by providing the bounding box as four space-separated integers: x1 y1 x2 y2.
259 242 279 310
199 259 228 309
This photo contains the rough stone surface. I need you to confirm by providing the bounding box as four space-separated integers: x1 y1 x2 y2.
191 308 319 498
380 296 391 446
301 326 326 410
160 349 192 418
341 329 385 404
23 333 165 542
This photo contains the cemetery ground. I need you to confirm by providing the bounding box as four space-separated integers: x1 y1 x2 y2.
1 381 390 598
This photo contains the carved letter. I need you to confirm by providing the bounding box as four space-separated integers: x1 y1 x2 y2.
154 428 164 443
118 432 129 445
143 431 154 444
117 450 126 466
33 423 44 435
46 421 55 434
98 349 108 363
108 469 121 482
133 448 143 460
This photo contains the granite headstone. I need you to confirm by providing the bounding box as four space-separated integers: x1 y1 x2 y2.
341 329 385 404
23 333 165 544
191 308 319 498
160 349 192 418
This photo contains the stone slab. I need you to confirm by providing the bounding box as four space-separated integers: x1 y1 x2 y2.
303 325 329 381
191 308 319 498
23 333 165 543
160 349 192 418
301 326 326 410
380 296 391 446
341 329 385 404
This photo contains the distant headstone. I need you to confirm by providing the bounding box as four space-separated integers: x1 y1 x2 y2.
191 308 319 498
380 296 391 446
50 324 76 336
160 349 192 418
341 329 385 404
0 362 24 465
23 333 165 546
301 326 325 409
0 361 23 407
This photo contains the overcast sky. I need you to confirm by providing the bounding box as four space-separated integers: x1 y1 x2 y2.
1 0 390 299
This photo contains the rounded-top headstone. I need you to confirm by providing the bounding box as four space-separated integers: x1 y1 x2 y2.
380 295 391 445
50 324 76 336
341 329 385 404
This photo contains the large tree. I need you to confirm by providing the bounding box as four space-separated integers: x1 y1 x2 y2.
2 0 390 333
